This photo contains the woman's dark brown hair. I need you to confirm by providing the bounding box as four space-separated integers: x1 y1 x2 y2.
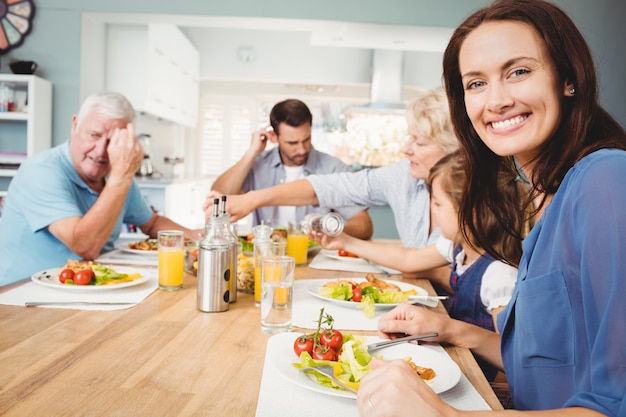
442 0 626 265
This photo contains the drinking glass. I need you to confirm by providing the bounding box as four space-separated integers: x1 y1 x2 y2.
260 255 295 333
287 223 309 265
158 230 185 291
254 240 286 306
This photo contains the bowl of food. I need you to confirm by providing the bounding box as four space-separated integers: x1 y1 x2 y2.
184 240 199 275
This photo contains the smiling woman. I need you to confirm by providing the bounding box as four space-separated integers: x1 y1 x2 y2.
354 1 626 416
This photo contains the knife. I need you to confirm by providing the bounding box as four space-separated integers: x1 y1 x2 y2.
367 332 438 352
365 259 390 276
408 295 448 308
25 302 135 307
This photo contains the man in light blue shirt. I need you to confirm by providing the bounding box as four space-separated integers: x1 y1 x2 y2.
210 99 373 239
0 92 201 286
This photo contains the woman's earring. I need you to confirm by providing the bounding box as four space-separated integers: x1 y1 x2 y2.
569 87 576 95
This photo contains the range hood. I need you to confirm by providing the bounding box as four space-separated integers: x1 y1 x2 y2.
348 49 406 113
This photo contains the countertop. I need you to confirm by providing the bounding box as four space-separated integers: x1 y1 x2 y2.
134 174 215 187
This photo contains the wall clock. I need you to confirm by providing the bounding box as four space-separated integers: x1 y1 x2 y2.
0 0 35 55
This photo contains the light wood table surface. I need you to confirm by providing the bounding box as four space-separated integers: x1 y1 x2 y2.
0 255 502 416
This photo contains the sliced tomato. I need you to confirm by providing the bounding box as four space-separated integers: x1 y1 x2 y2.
338 249 359 258
352 287 362 302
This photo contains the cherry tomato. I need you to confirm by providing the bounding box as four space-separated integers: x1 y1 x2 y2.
338 249 359 258
59 269 75 284
74 269 95 285
293 335 315 357
312 345 337 361
320 329 343 352
352 287 362 302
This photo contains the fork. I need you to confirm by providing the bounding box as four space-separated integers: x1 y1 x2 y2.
299 365 358 394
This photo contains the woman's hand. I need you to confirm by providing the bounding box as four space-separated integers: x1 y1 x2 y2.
377 303 450 342
308 231 348 251
357 359 454 417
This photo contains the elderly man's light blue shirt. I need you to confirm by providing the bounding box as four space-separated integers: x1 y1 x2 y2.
0 141 153 285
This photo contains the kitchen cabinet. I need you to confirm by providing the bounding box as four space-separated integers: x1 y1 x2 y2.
135 176 213 230
0 75 52 196
106 24 199 128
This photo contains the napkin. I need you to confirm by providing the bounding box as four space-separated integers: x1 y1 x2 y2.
309 250 400 274
292 279 429 331
96 249 158 267
0 267 158 310
256 332 491 417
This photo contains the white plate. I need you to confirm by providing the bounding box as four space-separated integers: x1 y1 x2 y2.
115 240 158 256
273 332 461 399
320 249 366 264
31 266 149 292
307 279 428 309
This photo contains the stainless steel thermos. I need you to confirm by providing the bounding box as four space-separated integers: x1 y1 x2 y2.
197 199 231 312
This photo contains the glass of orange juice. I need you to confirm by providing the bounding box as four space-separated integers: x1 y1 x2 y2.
157 230 185 291
287 223 309 265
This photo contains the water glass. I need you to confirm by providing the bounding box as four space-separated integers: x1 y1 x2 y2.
260 255 295 333
158 230 185 291
254 240 286 306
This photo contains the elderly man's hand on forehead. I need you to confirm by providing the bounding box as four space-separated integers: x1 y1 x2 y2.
106 122 143 182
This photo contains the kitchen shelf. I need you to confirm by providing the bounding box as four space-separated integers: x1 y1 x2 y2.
0 112 28 121
0 74 52 194
0 169 18 177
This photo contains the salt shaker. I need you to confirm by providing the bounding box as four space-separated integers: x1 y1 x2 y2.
197 199 231 312
300 212 345 236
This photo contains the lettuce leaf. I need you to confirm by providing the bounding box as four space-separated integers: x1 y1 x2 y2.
337 338 372 383
319 282 352 301
292 352 342 390
92 264 129 285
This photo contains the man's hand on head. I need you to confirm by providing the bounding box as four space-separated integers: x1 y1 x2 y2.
107 122 143 182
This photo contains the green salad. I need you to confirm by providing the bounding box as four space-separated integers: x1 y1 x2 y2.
319 281 412 318
293 334 371 392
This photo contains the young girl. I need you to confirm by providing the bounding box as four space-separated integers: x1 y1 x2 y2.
314 152 523 380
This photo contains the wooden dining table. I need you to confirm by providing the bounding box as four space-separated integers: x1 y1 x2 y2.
0 252 503 416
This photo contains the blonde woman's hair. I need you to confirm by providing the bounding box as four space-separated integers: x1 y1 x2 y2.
406 87 458 155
